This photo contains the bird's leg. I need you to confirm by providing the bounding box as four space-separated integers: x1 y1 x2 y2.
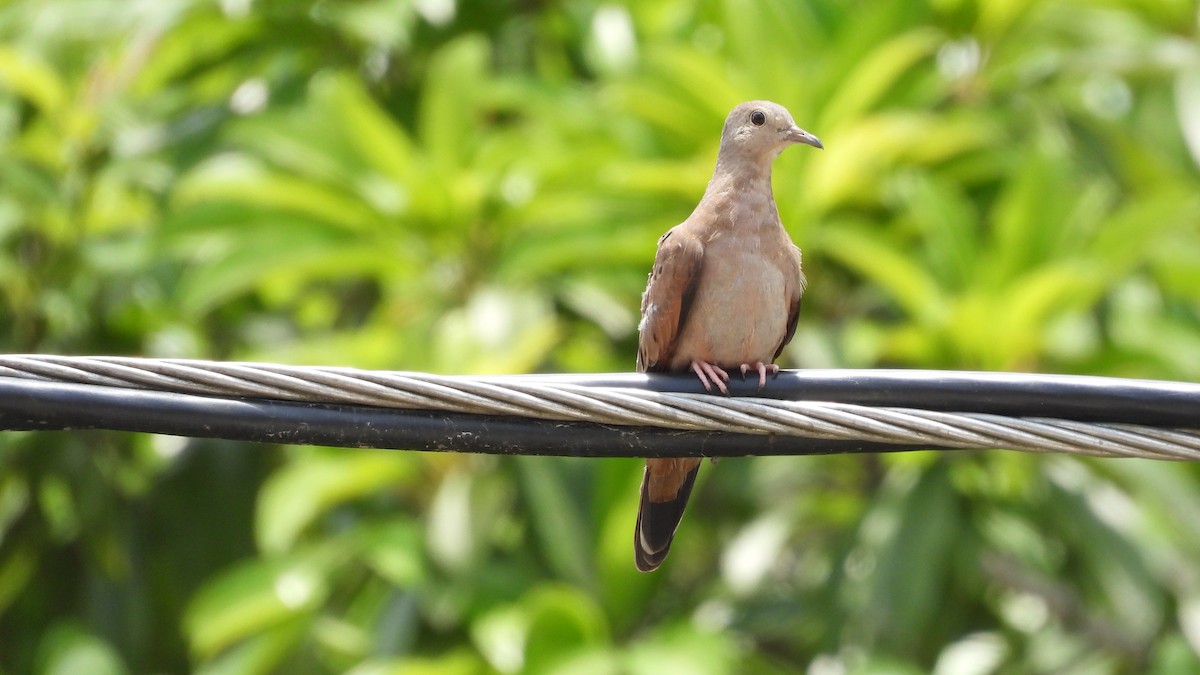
690 360 730 394
738 362 778 390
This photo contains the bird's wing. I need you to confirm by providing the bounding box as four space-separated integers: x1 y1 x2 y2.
636 226 705 373
634 226 705 572
773 244 806 361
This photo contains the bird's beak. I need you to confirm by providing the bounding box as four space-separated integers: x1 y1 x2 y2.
786 126 823 149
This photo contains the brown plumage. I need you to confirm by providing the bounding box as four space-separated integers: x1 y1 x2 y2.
634 100 821 572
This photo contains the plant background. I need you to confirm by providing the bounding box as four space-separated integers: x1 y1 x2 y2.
2 0 1200 673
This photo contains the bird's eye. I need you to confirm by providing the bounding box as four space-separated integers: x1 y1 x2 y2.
750 111 766 126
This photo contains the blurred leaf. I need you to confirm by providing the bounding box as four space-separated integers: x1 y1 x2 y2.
524 585 610 672
1148 635 1200 675
514 458 594 585
894 171 982 289
174 156 382 233
472 584 609 674
986 149 1073 287
0 538 37 616
1045 460 1167 643
431 287 562 374
0 48 67 115
426 464 513 572
132 11 259 97
625 623 742 675
256 451 416 554
192 623 304 675
1090 188 1200 278
419 36 492 173
357 520 426 587
316 73 423 190
866 462 962 655
344 651 485 675
185 557 327 658
821 28 942 126
815 224 948 325
805 112 999 209
37 624 128 675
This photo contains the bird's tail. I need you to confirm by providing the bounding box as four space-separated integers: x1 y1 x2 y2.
634 458 701 572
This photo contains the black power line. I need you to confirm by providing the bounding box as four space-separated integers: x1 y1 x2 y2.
1 365 1196 457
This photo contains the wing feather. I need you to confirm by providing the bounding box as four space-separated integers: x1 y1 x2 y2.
636 227 704 373
773 245 806 361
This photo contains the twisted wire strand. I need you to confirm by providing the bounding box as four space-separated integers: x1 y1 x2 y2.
1 355 1197 460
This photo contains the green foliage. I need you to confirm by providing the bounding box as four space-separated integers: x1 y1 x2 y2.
2 0 1200 672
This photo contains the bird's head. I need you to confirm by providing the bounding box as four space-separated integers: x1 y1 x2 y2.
719 100 823 160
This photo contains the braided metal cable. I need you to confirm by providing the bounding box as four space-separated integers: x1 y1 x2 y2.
0 354 1197 459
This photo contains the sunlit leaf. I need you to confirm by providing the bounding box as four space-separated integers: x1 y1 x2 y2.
344 652 485 675
37 624 128 675
867 462 962 654
625 623 742 675
192 625 303 675
175 155 383 233
185 558 327 658
256 451 416 554
419 36 491 173
317 73 423 189
0 48 67 114
814 224 949 325
514 458 594 585
820 28 943 127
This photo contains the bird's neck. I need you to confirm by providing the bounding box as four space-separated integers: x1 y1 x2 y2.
700 152 777 220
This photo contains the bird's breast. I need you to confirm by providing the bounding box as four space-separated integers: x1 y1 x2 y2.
670 227 793 368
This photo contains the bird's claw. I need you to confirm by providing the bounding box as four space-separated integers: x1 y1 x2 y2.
737 361 778 390
690 360 730 394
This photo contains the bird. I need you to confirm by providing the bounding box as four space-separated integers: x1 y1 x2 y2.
633 100 822 572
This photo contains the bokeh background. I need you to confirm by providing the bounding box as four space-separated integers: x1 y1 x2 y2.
3 0 1200 673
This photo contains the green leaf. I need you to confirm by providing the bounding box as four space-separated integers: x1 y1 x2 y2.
185 558 326 658
357 520 426 587
524 586 610 672
984 148 1072 287
868 462 961 654
1000 261 1104 353
317 73 423 189
804 112 998 210
471 585 609 674
514 458 595 585
0 48 67 115
1044 464 1165 642
174 155 383 233
1089 187 1200 278
132 11 260 97
192 625 304 675
894 171 982 289
820 28 942 127
625 622 742 675
426 465 515 573
256 451 417 554
37 624 129 675
814 224 948 325
344 652 485 675
431 287 563 374
419 36 491 172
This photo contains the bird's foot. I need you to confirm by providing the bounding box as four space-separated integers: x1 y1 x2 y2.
738 361 778 390
690 360 730 394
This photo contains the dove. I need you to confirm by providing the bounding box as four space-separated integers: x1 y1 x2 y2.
634 101 821 572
